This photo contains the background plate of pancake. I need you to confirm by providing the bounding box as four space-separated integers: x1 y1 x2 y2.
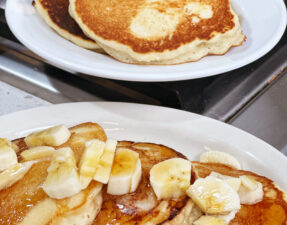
5 0 287 81
1 102 287 224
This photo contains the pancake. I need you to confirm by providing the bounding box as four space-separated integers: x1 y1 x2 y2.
0 122 106 225
192 161 287 224
93 142 202 224
2 122 286 225
69 0 245 64
33 0 100 50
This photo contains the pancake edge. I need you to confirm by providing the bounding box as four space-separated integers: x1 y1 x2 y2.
34 0 101 50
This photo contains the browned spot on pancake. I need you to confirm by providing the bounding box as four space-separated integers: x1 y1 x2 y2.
38 0 94 41
13 137 29 155
75 0 235 53
93 142 193 224
193 162 287 225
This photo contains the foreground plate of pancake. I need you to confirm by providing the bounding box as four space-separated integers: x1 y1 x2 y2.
5 0 287 81
1 102 287 188
0 102 287 224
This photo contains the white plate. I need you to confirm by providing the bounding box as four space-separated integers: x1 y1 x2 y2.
5 0 287 82
0 102 286 190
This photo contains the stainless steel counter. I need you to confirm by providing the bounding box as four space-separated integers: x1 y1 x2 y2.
231 70 287 150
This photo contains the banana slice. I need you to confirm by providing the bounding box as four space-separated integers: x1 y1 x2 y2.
194 216 226 225
194 209 238 225
24 124 71 147
209 172 241 192
200 151 241 169
0 161 34 191
94 139 117 184
107 148 142 195
150 158 191 200
215 210 237 224
0 138 18 171
238 175 263 205
43 147 82 199
79 139 105 189
186 176 241 214
21 146 55 161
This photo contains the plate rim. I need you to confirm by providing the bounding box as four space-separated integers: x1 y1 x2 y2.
0 101 286 162
5 0 287 82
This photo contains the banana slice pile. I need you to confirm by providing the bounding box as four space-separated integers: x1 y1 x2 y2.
25 125 143 199
0 125 74 193
188 151 264 225
147 149 264 225
0 123 265 225
0 124 144 200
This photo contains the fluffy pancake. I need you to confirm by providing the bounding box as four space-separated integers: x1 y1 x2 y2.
69 0 245 64
93 142 202 224
33 0 100 50
0 122 106 225
192 161 287 224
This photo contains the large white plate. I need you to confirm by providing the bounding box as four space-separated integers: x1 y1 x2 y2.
0 102 286 190
5 0 287 82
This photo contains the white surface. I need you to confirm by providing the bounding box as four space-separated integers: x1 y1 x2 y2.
0 81 50 116
5 0 287 82
0 102 286 190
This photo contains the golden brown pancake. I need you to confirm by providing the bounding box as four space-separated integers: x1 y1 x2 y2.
69 0 245 64
93 142 202 225
33 0 100 49
192 161 287 225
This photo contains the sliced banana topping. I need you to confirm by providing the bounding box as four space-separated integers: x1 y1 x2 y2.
240 175 259 190
107 148 142 195
194 215 226 225
215 210 237 224
94 139 117 184
43 147 82 199
238 175 263 205
24 124 71 147
186 176 241 214
200 151 241 169
20 146 55 161
0 138 18 171
209 172 241 192
79 139 105 188
0 161 34 191
150 158 191 200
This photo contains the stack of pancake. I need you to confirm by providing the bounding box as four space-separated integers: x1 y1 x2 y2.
1 122 287 225
33 0 245 65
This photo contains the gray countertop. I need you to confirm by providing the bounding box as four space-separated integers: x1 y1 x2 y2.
0 80 50 116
